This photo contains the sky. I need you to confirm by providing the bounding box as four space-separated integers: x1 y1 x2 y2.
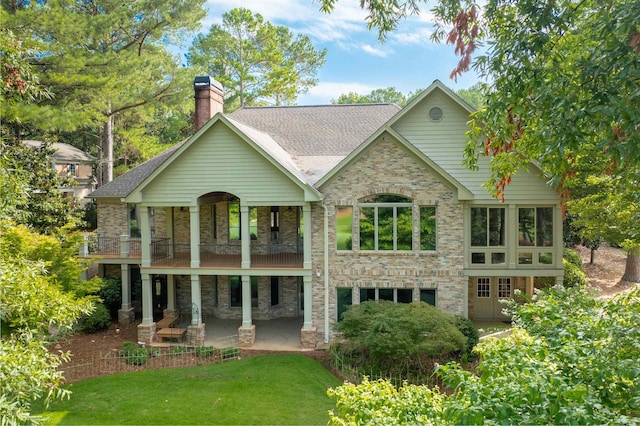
188 0 482 105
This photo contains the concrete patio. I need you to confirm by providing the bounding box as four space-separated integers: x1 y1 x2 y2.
202 317 313 351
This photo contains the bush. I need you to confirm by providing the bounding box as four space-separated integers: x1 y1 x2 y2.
455 316 479 357
563 258 587 287
170 346 187 356
98 278 122 320
121 341 148 365
563 247 583 268
79 301 111 333
195 345 215 358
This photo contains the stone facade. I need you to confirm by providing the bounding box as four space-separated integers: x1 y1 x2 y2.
310 135 466 342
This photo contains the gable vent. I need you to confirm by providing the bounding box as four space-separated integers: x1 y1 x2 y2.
429 107 443 121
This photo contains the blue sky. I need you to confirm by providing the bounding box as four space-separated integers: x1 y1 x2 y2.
194 0 481 105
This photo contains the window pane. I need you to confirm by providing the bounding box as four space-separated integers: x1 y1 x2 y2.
397 289 413 303
361 194 411 203
518 208 535 246
336 207 353 250
337 288 353 321
229 202 240 241
379 288 394 301
360 288 375 303
270 207 279 241
498 278 511 298
539 252 553 264
470 207 487 246
477 278 490 298
471 252 486 264
536 208 554 247
230 276 241 307
489 208 505 246
420 289 436 306
270 276 280 306
518 252 533 264
420 206 437 250
250 207 258 240
396 207 413 250
377 207 394 250
491 252 506 264
359 207 375 250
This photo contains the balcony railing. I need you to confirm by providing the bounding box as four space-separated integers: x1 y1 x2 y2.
150 242 303 268
81 234 160 258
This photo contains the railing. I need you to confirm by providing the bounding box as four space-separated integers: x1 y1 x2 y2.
250 243 303 268
82 234 162 259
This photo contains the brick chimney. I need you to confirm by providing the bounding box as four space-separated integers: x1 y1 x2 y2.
194 76 224 131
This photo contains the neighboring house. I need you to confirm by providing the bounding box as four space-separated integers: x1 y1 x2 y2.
85 77 563 348
24 140 96 204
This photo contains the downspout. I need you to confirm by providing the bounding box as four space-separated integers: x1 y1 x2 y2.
322 202 330 344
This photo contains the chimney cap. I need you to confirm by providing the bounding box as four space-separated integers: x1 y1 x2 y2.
194 76 223 91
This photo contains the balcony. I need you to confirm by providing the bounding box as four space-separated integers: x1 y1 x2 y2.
151 242 303 269
81 234 158 258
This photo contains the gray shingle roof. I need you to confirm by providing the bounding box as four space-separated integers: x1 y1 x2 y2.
89 103 400 198
24 140 95 163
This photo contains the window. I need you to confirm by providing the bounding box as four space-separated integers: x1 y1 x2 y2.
68 164 77 176
270 207 279 241
471 207 505 246
477 277 491 298
129 204 140 238
359 288 413 303
359 195 413 251
336 206 353 250
519 207 553 247
211 204 217 240
270 276 280 306
229 276 258 307
420 206 437 251
498 278 512 298
337 288 353 321
420 289 436 306
228 202 258 241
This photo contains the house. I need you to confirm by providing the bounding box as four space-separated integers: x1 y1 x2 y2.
24 140 96 204
85 76 563 348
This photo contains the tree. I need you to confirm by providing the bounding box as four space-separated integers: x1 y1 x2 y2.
328 286 640 424
188 8 326 110
319 0 640 282
2 0 206 184
332 87 407 105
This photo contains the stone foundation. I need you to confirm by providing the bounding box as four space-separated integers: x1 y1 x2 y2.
186 324 206 346
300 327 317 349
238 325 256 347
137 322 157 344
118 307 135 327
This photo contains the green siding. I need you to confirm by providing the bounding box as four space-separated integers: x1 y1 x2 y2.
392 91 558 202
141 124 305 205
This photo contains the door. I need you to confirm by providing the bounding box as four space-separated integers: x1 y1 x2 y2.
472 277 512 321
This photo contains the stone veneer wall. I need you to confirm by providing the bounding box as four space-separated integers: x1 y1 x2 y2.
97 199 129 238
311 136 466 342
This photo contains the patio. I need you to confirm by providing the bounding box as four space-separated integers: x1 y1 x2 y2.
197 317 308 351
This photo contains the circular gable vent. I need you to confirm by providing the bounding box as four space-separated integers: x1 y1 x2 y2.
429 107 443 121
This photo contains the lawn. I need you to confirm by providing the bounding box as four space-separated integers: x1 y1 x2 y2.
33 354 342 425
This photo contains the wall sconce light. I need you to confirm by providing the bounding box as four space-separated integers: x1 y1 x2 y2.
316 267 321 277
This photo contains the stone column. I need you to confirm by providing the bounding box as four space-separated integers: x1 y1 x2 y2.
137 273 156 343
238 274 255 346
300 274 316 349
118 263 135 326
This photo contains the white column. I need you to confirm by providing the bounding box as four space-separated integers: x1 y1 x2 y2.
141 273 154 325
241 204 251 268
241 275 252 327
140 206 151 267
303 204 312 269
121 264 131 309
303 275 313 329
167 274 175 311
189 206 200 268
190 274 201 325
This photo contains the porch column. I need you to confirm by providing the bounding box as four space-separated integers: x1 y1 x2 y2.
118 264 135 326
186 274 205 345
140 206 151 267
167 275 176 312
137 272 156 343
240 204 251 268
300 274 317 348
189 206 200 268
238 274 255 346
303 204 312 269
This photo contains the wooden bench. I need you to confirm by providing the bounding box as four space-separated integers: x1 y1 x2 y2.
156 316 178 329
157 327 186 343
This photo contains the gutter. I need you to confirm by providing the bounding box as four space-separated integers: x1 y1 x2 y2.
322 202 329 344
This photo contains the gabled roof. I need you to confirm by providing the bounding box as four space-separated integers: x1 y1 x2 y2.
24 140 95 163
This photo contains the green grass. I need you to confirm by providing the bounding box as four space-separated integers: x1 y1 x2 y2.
33 354 341 425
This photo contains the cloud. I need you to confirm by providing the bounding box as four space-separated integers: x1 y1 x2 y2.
361 44 389 57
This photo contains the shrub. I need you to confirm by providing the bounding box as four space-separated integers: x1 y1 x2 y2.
97 278 122 320
121 341 148 365
455 316 479 357
220 347 240 359
563 247 583 268
195 345 215 358
170 346 187 356
79 301 111 333
563 258 587 287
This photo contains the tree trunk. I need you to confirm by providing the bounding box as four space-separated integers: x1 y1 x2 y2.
590 248 595 265
622 246 640 283
102 112 114 184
